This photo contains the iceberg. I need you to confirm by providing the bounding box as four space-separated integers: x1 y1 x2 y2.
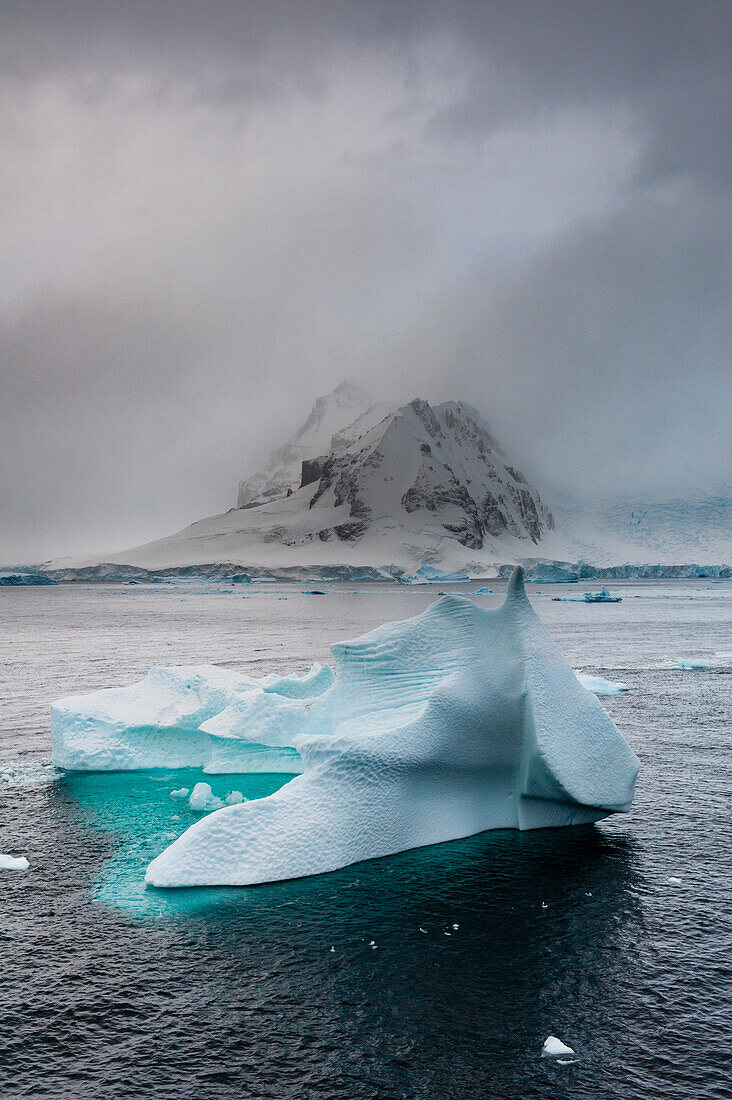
145 567 639 887
51 663 333 772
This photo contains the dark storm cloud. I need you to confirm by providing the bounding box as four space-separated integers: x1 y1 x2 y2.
0 1 729 561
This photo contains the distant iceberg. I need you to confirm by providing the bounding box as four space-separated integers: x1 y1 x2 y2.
398 561 470 585
553 587 622 603
142 567 639 887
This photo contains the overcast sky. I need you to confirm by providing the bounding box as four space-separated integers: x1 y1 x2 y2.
1 0 730 563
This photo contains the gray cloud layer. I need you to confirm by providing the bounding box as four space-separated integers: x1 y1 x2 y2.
1 1 730 561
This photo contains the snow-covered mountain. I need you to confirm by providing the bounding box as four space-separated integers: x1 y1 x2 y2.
237 380 390 507
43 386 729 579
49 395 558 577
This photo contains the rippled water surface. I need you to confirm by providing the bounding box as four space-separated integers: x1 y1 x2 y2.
1 580 730 1098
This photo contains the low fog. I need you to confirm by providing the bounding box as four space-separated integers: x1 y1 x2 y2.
1 1 730 562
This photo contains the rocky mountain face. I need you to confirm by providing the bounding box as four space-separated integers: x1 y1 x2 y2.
297 398 554 550
237 381 390 507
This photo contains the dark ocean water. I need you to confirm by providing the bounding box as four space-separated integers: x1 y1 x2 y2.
1 580 730 1099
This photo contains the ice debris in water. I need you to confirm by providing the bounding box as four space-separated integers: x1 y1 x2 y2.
667 876 683 885
575 673 629 695
144 567 639 888
542 1036 574 1057
188 783 224 812
0 854 30 871
225 791 244 805
673 658 711 670
169 787 189 800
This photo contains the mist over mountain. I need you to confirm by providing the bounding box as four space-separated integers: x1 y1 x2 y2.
44 383 730 577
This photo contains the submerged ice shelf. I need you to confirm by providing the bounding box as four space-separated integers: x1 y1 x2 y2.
51 568 639 887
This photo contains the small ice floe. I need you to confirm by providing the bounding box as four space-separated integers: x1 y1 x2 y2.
0 761 61 788
330 946 335 953
541 902 548 909
170 814 181 821
542 1036 574 1057
557 1058 578 1065
225 790 245 805
475 587 493 595
419 927 428 934
0 854 29 871
673 658 711 670
368 940 377 949
452 923 459 930
302 590 326 596
169 787 190 800
575 672 629 695
188 782 224 812
667 876 683 885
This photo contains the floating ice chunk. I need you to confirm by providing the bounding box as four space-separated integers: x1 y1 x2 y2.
553 588 621 603
667 876 683 885
575 673 629 695
51 663 333 773
542 1036 574 1057
0 853 29 870
225 790 245 805
474 587 493 594
188 782 224 812
146 567 639 888
582 587 621 603
673 658 711 670
169 787 190 800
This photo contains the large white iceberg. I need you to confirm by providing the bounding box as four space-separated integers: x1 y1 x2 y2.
143 567 639 887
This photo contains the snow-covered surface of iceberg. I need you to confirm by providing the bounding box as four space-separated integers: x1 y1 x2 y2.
52 663 334 773
145 567 639 887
